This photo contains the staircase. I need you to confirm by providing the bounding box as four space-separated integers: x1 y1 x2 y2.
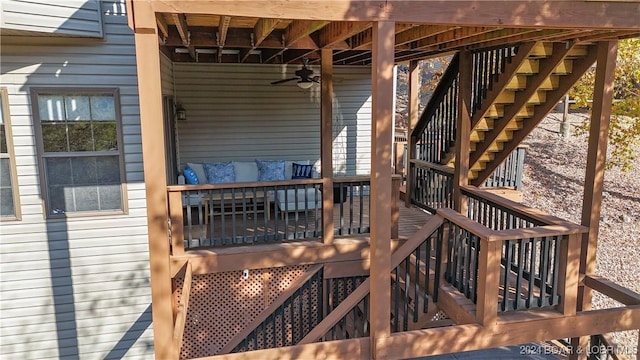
410 41 598 187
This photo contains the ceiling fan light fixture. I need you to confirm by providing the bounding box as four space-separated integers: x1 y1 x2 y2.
297 80 314 89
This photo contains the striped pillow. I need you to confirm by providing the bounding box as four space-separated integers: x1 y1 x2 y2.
291 163 313 179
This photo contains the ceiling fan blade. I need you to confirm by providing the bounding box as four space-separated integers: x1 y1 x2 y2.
312 76 320 83
270 77 298 85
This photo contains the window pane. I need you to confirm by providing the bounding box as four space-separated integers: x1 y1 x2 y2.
45 158 72 185
98 184 122 210
65 95 91 121
96 156 121 184
42 123 68 152
71 157 97 185
0 125 7 154
93 122 117 151
0 188 15 217
38 95 65 121
0 158 11 187
90 95 116 121
74 186 99 212
49 185 76 214
68 122 93 152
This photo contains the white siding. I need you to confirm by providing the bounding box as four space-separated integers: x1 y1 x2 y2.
1 0 104 38
174 63 372 176
0 1 153 359
160 53 174 96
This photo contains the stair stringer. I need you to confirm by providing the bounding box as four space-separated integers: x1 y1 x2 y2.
469 42 587 175
471 44 598 185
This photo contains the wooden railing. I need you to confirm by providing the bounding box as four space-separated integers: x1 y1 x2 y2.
409 159 454 213
168 176 401 254
481 145 527 190
411 54 459 165
299 216 445 344
228 265 324 353
471 45 519 117
409 148 526 214
437 186 587 322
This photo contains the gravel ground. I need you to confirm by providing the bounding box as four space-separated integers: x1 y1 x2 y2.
521 112 639 355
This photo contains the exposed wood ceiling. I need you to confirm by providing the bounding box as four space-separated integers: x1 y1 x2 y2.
156 13 639 65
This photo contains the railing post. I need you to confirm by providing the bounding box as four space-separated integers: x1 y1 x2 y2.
405 60 420 208
557 233 581 316
476 239 500 329
391 175 401 239
168 191 185 256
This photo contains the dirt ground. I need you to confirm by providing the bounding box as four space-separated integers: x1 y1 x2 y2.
521 112 639 355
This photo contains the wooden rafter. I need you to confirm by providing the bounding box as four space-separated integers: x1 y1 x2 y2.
395 25 457 46
156 14 169 40
468 29 578 50
171 13 194 59
217 16 231 62
319 21 372 48
412 26 498 50
284 20 329 47
240 18 280 63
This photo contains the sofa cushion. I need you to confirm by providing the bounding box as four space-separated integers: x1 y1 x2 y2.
291 163 314 179
183 166 200 184
276 188 321 211
256 159 285 181
234 161 259 183
203 161 236 184
186 162 207 183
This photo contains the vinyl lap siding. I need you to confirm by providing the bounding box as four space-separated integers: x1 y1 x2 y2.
174 64 372 176
0 1 152 359
1 0 103 38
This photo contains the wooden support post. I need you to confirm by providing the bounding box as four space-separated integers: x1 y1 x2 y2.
321 48 335 244
405 60 420 208
453 51 472 214
131 2 175 359
572 41 618 360
370 20 395 358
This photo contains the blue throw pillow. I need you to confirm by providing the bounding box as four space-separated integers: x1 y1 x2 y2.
203 161 235 184
292 163 313 179
255 159 285 181
183 166 200 184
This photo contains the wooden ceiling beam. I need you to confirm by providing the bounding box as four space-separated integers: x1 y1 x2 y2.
171 13 194 59
240 18 280 63
318 21 372 48
467 29 577 50
412 26 497 50
285 20 330 47
217 15 231 62
395 25 457 46
282 49 320 64
152 1 640 30
156 14 169 39
424 28 538 53
171 13 189 46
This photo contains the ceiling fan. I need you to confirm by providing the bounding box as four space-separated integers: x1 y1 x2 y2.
270 58 319 89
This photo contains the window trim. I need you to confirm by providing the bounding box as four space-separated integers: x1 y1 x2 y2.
31 87 128 218
0 88 21 221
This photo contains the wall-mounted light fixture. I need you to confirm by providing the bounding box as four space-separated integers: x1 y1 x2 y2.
175 103 187 121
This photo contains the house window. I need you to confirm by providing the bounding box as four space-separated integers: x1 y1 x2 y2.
32 88 126 216
1 88 20 219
